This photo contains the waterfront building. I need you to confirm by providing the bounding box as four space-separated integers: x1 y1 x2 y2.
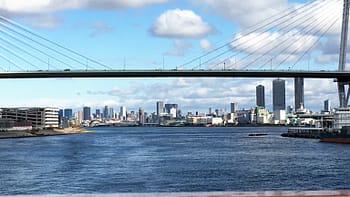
64 108 73 120
273 79 286 112
156 101 164 117
274 110 287 125
230 103 238 113
187 115 223 126
0 107 59 129
256 85 265 108
294 77 304 111
236 109 254 124
83 107 91 121
254 106 271 124
164 104 179 118
74 111 83 125
120 106 127 120
169 107 177 118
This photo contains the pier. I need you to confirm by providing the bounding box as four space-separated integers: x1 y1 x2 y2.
281 127 324 139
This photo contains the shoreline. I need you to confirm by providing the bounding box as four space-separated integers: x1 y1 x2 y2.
0 127 91 139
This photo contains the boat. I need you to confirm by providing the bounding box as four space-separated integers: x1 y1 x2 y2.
320 126 350 143
320 108 350 143
248 133 268 137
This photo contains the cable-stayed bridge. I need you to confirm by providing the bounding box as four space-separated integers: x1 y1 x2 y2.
0 0 349 105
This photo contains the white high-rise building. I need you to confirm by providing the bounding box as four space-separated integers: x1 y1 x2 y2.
120 106 127 120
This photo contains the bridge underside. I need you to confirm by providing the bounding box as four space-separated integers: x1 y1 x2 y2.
0 70 349 79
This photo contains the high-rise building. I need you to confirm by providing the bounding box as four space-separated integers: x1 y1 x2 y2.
108 108 114 119
120 106 127 120
273 79 286 111
58 109 64 125
294 77 304 110
139 108 145 125
64 108 73 120
156 101 164 117
96 109 101 119
256 85 265 108
230 103 238 113
103 106 108 119
83 106 91 121
165 104 178 113
324 99 331 112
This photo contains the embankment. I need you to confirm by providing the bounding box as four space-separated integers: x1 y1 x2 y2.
0 127 90 139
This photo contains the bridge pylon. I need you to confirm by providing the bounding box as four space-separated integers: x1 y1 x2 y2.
338 0 350 108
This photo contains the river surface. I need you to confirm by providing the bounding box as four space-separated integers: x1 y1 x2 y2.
0 126 350 195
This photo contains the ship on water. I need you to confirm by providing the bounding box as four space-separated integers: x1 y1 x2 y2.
320 108 350 143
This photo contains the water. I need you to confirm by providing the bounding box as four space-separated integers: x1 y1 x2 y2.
0 127 350 195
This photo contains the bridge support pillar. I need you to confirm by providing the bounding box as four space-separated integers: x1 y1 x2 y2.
338 0 350 107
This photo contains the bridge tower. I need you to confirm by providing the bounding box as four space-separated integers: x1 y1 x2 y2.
338 0 350 107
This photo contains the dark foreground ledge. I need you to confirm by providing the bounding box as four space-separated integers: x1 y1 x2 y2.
5 190 350 197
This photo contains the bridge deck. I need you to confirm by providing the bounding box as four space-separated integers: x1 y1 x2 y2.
1 70 350 79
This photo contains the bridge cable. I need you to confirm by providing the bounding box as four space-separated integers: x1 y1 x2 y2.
200 0 335 70
205 0 337 70
181 0 329 69
0 36 57 70
288 16 340 69
0 42 41 70
256 2 341 70
0 53 24 70
0 22 74 70
0 21 94 70
0 16 113 70
242 0 341 70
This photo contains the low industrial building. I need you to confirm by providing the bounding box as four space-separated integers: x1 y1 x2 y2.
0 107 59 129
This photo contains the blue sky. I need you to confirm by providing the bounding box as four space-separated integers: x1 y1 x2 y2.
0 0 344 114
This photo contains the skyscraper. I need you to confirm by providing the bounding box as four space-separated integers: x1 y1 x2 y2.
156 101 164 117
294 77 304 110
230 103 238 113
108 107 114 119
139 108 145 125
273 79 286 111
120 106 127 120
256 85 265 108
83 106 91 121
324 99 331 112
103 105 109 119
96 109 101 119
64 108 73 120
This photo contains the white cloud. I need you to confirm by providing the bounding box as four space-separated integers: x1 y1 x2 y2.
165 40 193 57
195 0 287 28
232 31 317 55
0 0 168 28
151 9 214 38
90 21 114 37
0 0 168 14
24 14 63 29
200 39 213 50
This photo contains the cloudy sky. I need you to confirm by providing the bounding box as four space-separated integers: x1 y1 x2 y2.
0 0 345 114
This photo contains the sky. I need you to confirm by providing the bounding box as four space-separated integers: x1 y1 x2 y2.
0 0 346 114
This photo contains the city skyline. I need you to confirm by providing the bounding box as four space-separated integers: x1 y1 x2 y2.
0 0 343 113
58 78 334 116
